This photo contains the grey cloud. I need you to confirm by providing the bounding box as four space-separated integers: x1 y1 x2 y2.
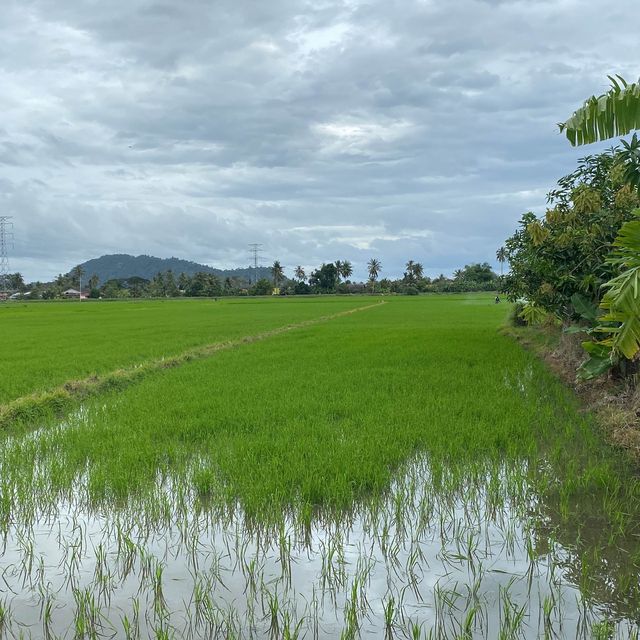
1 0 639 282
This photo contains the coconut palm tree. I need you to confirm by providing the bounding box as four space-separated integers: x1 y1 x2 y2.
334 260 343 282
340 260 353 281
496 247 507 276
404 260 424 283
367 258 381 293
294 265 306 282
271 261 284 287
69 265 84 289
367 258 381 280
404 260 416 283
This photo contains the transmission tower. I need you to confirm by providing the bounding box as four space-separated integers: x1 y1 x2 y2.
248 243 264 284
0 217 13 299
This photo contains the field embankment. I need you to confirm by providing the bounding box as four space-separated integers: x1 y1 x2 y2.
503 322 640 459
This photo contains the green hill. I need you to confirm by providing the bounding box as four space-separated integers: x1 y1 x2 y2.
76 254 271 285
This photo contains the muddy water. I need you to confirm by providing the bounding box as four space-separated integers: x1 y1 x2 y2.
1 457 638 639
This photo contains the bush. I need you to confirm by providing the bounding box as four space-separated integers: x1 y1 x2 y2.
251 279 272 296
294 282 311 295
509 302 527 326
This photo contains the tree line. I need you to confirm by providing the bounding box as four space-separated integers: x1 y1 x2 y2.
5 260 499 300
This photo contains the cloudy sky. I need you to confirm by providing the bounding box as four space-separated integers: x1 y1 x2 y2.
1 0 638 282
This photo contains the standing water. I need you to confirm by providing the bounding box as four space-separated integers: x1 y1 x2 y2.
0 450 638 638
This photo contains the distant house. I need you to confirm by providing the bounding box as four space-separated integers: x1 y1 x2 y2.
62 288 81 298
9 291 32 300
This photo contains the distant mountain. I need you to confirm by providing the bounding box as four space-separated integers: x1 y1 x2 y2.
77 254 272 285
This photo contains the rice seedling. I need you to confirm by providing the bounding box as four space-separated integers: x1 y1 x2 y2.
0 295 638 636
0 297 373 405
0 597 13 638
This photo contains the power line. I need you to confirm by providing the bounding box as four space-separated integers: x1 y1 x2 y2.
248 243 264 284
0 217 13 300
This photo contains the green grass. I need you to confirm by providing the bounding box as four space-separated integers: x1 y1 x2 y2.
0 296 371 403
2 293 640 636
4 294 636 523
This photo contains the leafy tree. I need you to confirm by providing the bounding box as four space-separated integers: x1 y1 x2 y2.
128 277 149 298
558 76 640 378
178 272 190 292
502 150 639 316
251 278 272 295
88 274 99 290
294 280 311 294
496 247 507 276
569 213 640 379
102 279 129 298
163 270 179 297
456 263 496 284
69 265 85 290
149 272 166 297
430 263 498 293
378 278 392 293
3 272 25 292
309 263 339 293
187 272 222 297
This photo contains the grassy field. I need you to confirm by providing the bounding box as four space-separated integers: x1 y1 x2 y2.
0 296 370 403
1 294 640 638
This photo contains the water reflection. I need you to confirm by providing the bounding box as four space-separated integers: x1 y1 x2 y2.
0 454 639 638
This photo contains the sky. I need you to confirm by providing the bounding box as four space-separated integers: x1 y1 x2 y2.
1 0 638 282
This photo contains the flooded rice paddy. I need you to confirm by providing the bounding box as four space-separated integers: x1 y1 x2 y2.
0 440 639 638
2 296 640 638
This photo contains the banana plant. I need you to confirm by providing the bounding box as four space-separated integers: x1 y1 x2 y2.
578 210 640 379
560 76 640 146
563 292 599 334
518 302 548 325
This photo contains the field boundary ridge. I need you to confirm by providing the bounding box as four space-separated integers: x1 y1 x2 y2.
0 300 386 430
